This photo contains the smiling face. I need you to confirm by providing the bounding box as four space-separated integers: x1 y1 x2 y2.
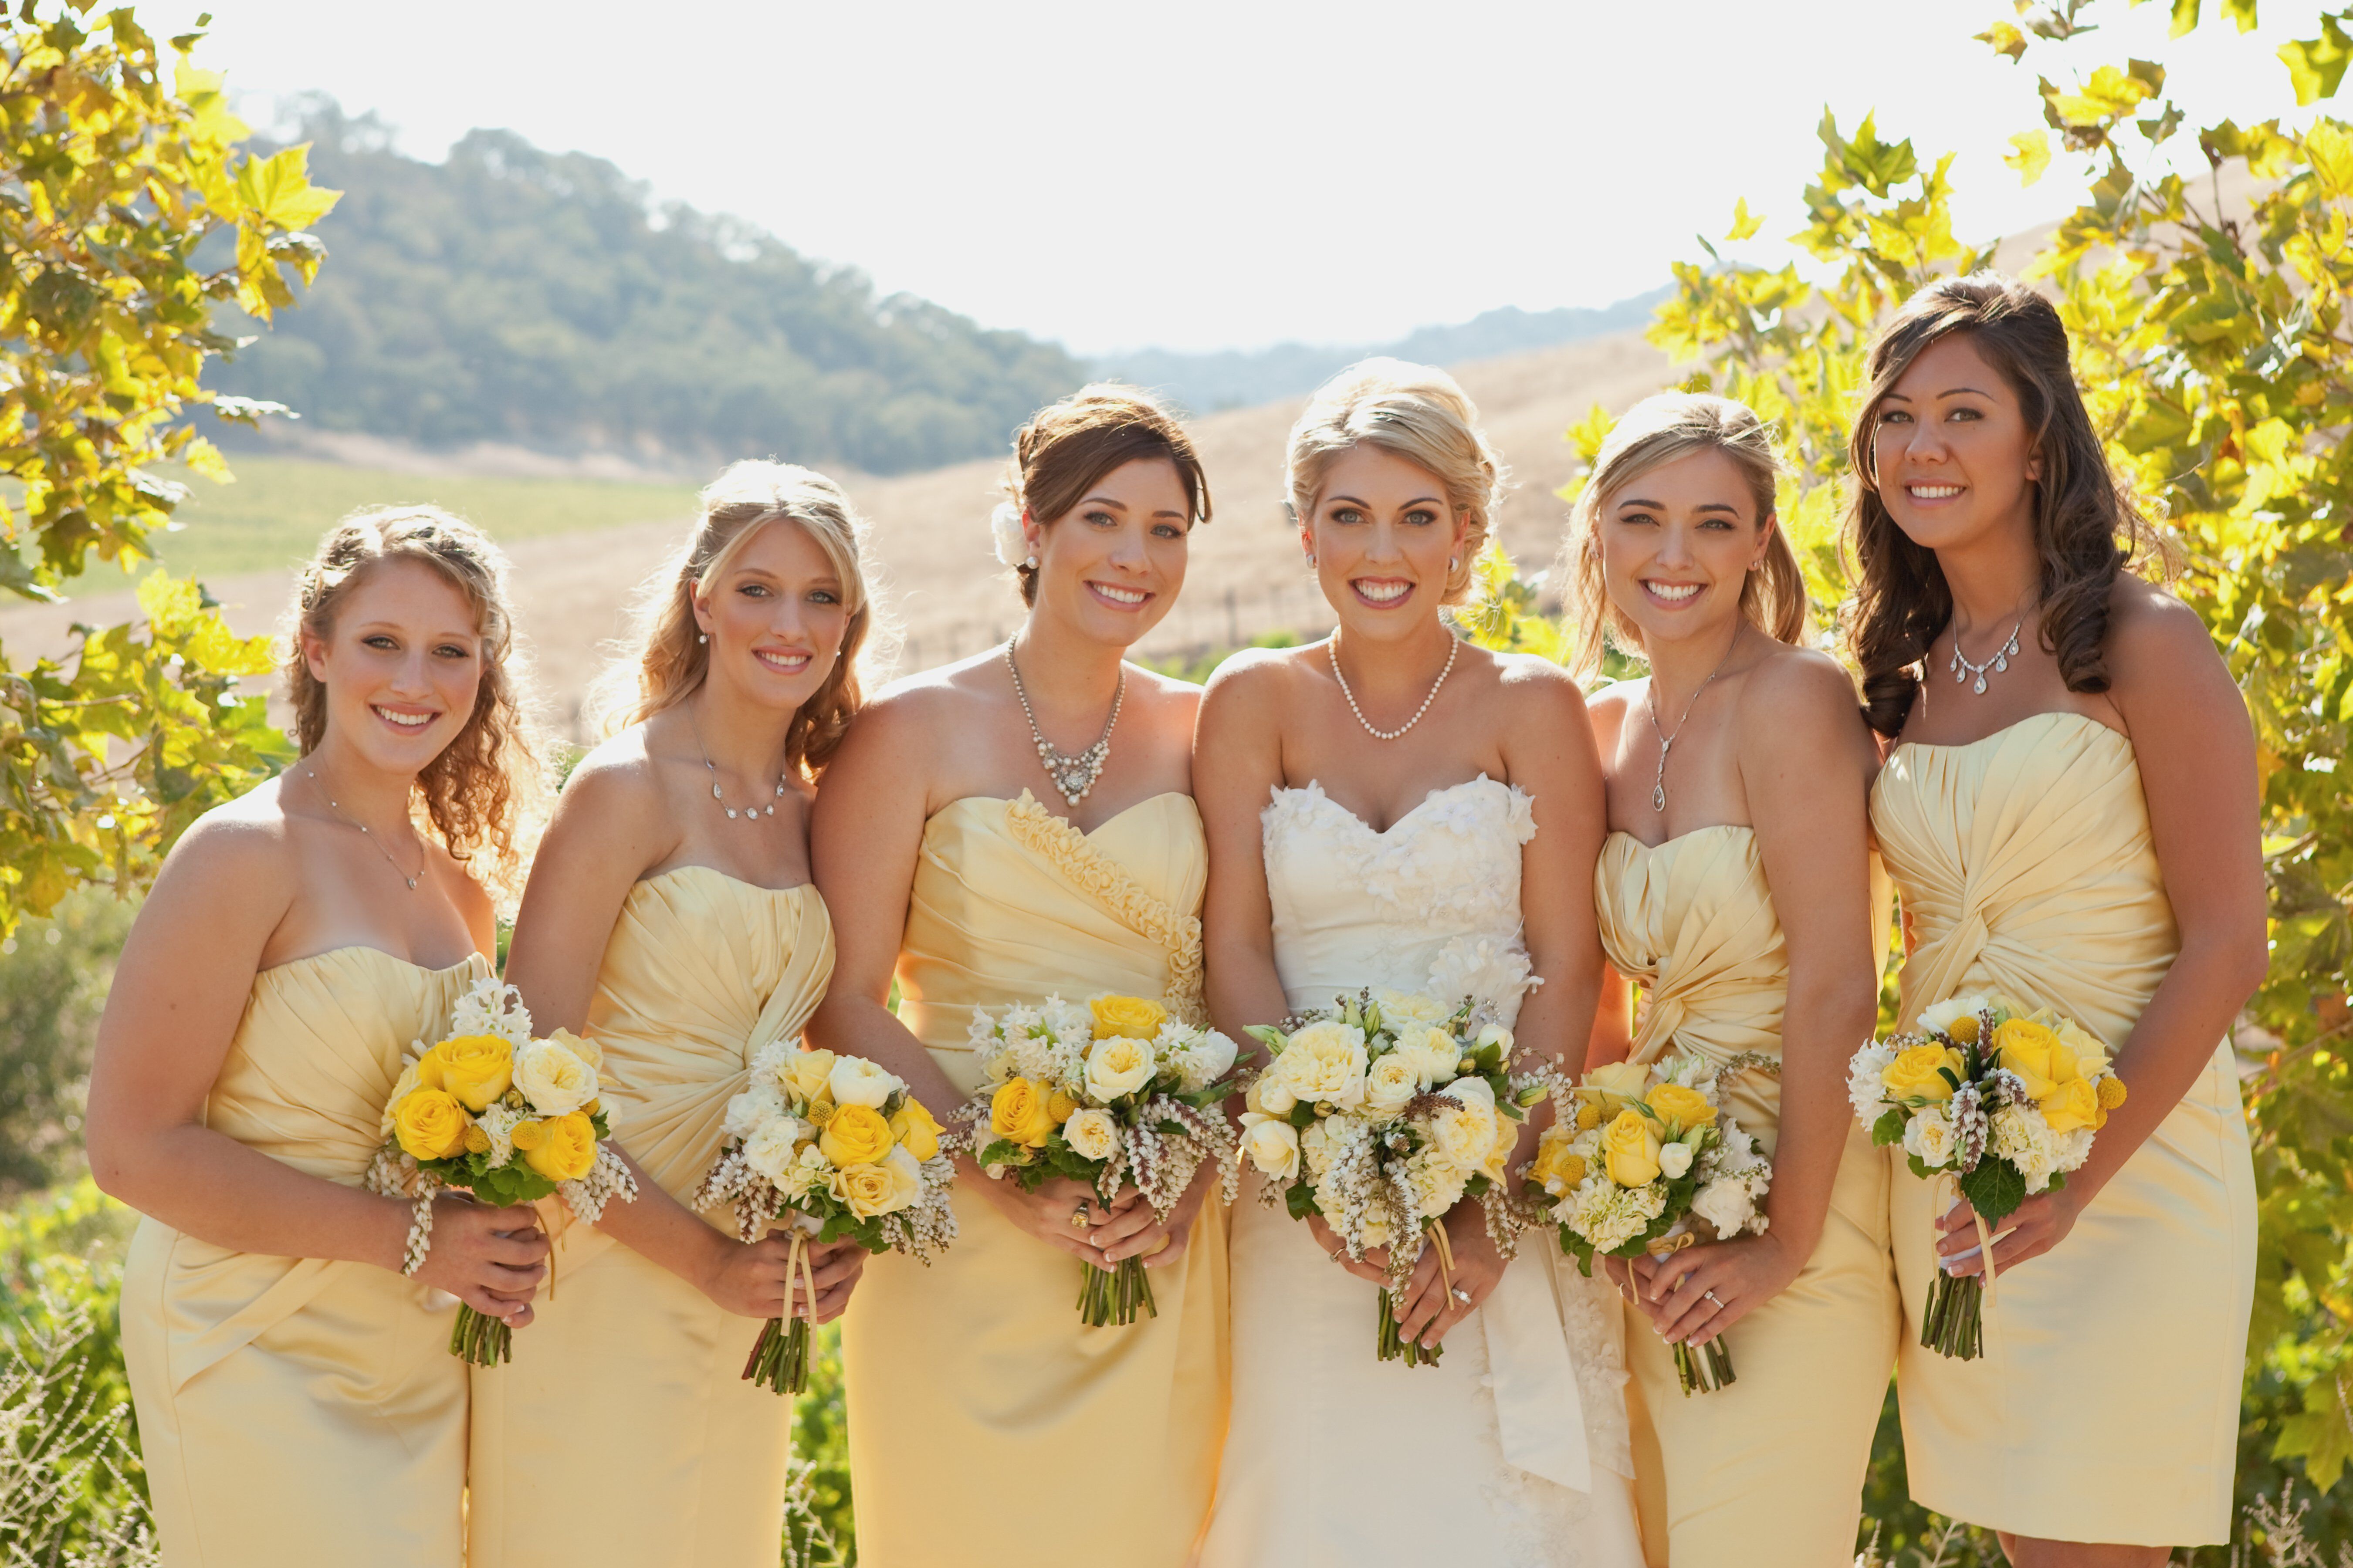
1871 331 2044 554
691 517 851 713
1598 447 1776 656
299 556 486 777
1303 443 1467 636
1024 456 1191 647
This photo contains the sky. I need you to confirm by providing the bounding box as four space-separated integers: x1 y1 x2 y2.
138 0 2315 356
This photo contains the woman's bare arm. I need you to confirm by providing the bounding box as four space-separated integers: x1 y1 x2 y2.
1196 653 1295 1042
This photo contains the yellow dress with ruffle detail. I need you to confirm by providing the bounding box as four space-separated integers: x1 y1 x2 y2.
121 946 487 1568
1596 826 1900 1568
468 866 835 1567
1872 710 2255 1547
840 791 1229 1568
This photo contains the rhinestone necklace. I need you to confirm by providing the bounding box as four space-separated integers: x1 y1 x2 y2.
1329 625 1457 742
1004 639 1123 809
1643 627 1744 814
1948 612 2025 696
305 764 423 890
688 712 787 823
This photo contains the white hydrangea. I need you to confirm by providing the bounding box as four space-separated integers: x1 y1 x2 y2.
1848 1040 1899 1124
1570 1176 1669 1255
475 1102 523 1168
1690 1174 1763 1238
1160 1024 1239 1093
1991 1103 2062 1192
724 1083 786 1142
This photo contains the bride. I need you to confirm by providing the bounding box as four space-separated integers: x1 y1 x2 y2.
1195 359 1645 1566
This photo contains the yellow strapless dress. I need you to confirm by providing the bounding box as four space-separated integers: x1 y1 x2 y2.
840 791 1229 1568
1596 827 1900 1568
468 867 835 1568
1872 711 2255 1546
121 946 486 1568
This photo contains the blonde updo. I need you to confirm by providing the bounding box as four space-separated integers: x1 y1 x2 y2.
595 460 886 779
1000 385 1211 607
283 505 545 888
1559 392 1810 680
1285 358 1503 608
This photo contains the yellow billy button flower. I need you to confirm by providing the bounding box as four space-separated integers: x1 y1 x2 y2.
1645 1083 1717 1136
819 1103 896 1167
462 1123 493 1156
421 1034 514 1112
1602 1108 1663 1187
1882 1043 1967 1103
1046 1088 1082 1125
890 1098 944 1162
991 1078 1057 1148
1090 994 1168 1041
2097 1075 2129 1109
393 1088 473 1161
1574 1100 1603 1132
511 1118 548 1152
522 1111 599 1183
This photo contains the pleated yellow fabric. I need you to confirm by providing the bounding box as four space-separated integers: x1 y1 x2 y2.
841 791 1229 1568
121 946 488 1568
1872 710 2255 1547
1596 827 1900 1568
468 866 835 1568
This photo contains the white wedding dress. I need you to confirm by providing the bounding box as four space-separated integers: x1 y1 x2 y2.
1201 777 1646 1568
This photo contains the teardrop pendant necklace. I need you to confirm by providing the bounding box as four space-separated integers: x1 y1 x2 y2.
305 764 423 890
689 712 788 824
1644 626 1744 814
1948 612 2025 696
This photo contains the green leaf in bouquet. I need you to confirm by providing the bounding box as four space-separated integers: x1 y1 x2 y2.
1284 1179 1317 1222
1287 1102 1318 1129
1242 1024 1288 1051
1957 1155 2028 1223
978 1137 1029 1169
1872 1108 1910 1147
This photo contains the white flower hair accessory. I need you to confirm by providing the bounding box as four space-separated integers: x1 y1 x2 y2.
990 502 1029 568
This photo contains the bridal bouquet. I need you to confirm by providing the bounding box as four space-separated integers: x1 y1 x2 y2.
1527 1051 1773 1394
365 976 639 1365
1241 989 1546 1368
960 994 1246 1327
691 1045 957 1393
1850 993 2126 1359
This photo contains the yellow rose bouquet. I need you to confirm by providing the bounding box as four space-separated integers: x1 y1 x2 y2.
957 993 1248 1327
1849 993 2127 1359
691 1042 956 1393
1527 1051 1773 1394
364 976 638 1365
1241 989 1549 1368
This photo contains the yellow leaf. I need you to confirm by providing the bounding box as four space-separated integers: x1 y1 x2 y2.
232 144 342 233
1727 198 1764 242
2006 130 2053 187
2306 120 2353 198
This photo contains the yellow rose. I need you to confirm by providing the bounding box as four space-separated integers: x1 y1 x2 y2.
1994 1018 2075 1100
819 1103 895 1167
890 1098 944 1162
990 1078 1057 1148
2042 1076 2101 1134
2052 1017 2111 1080
379 1061 424 1139
1882 1043 1967 1103
521 1111 598 1183
1645 1083 1718 1135
1089 994 1168 1041
511 1118 548 1151
1581 1059 1651 1115
1602 1108 1662 1187
1527 1128 1588 1196
420 1034 513 1112
836 1147 923 1217
392 1088 473 1161
783 1048 838 1104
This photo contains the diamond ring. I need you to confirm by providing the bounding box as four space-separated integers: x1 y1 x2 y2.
1069 1203 1092 1229
1450 1287 1472 1306
1703 1289 1723 1306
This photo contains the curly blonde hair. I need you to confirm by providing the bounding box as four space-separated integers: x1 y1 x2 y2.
593 461 888 778
1285 358 1503 608
283 505 546 889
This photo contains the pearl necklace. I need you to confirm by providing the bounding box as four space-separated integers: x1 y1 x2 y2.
305 766 422 890
1328 626 1457 742
1004 639 1123 809
689 714 787 823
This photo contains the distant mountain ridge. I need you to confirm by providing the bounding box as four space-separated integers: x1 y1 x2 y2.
1092 291 1669 415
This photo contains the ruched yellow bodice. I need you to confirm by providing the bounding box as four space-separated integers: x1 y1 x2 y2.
843 791 1229 1568
123 946 489 1568
1871 710 2255 1547
1593 828 1898 1566
469 868 834 1568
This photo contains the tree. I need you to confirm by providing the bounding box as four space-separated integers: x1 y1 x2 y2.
1 2 339 935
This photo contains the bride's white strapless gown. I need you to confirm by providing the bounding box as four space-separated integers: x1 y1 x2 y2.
1202 777 1645 1568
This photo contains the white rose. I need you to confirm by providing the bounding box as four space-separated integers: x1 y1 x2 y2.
1374 990 1452 1030
513 1037 598 1116
1168 1027 1239 1092
1427 1077 1500 1168
1084 1035 1156 1100
1240 1112 1300 1179
742 1118 805 1183
1250 1072 1298 1116
1364 1053 1422 1115
1272 1021 1368 1110
1904 1108 1957 1169
1299 1119 1334 1177
723 1083 786 1142
1658 1140 1695 1179
1476 1024 1515 1053
1063 1107 1120 1162
1398 1026 1466 1086
827 1055 900 1108
1407 1150 1470 1218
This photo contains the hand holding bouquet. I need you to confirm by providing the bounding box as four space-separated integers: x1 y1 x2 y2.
365 976 639 1365
1527 1051 1772 1394
1849 993 2127 1359
959 994 1246 1327
691 1044 957 1392
1241 989 1546 1368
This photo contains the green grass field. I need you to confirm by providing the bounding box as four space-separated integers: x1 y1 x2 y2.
52 456 698 596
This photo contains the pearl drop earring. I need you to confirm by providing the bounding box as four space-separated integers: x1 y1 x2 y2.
697 632 708 644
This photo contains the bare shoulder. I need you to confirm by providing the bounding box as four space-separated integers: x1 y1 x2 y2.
1489 649 1590 720
548 727 665 827
1199 642 1318 716
139 780 298 941
838 657 989 758
1740 644 1866 724
1583 676 1641 747
2103 577 2225 691
1123 661 1203 726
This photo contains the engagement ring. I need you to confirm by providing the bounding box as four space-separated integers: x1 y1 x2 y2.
1069 1203 1092 1229
1450 1287 1472 1306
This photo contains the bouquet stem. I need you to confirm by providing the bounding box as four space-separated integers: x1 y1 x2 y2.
1921 1269 1984 1359
450 1304 511 1367
1077 1257 1157 1327
1671 1335 1736 1395
743 1314 810 1394
1375 1291 1443 1368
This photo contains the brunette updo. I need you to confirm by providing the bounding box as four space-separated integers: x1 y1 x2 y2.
1844 272 2171 736
1000 385 1211 606
283 505 545 886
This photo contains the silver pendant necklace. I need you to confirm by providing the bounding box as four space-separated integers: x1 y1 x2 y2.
1329 625 1457 742
689 713 787 824
305 765 422 890
1004 639 1122 809
1643 628 1743 814
1948 613 2024 695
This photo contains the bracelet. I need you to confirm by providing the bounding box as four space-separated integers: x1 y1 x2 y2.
399 1193 435 1277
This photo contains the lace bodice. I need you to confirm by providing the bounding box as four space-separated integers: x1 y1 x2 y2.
1261 775 1539 1025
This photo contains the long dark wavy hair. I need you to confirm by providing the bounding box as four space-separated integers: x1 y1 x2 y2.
1842 272 2171 737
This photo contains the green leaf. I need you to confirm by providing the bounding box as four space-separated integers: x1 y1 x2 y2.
1957 1157 2028 1225
2281 16 2353 106
1872 1107 1910 1147
2272 1382 2353 1493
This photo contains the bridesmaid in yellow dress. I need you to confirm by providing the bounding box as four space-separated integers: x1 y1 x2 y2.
1568 392 1898 1566
1854 274 2265 1565
86 508 552 1567
468 463 877 1566
809 386 1228 1568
